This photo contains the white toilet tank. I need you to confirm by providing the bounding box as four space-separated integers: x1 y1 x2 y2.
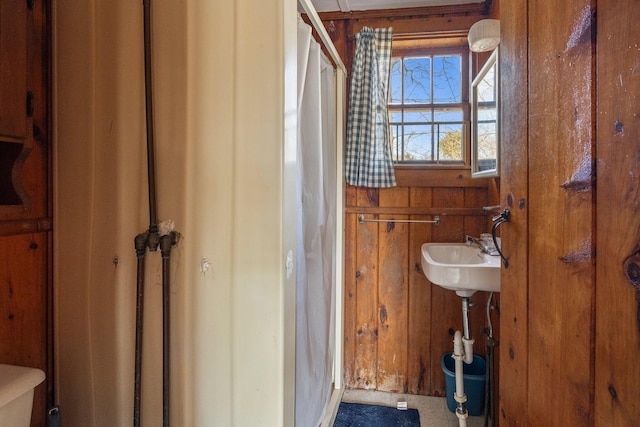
0 364 46 427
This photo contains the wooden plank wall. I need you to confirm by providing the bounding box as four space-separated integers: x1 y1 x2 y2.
0 0 52 426
499 0 640 425
527 0 595 424
497 0 529 423
595 0 640 424
343 170 499 395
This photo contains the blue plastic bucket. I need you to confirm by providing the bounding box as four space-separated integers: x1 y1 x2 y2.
441 352 486 416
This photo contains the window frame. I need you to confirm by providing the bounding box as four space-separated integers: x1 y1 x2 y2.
389 43 471 168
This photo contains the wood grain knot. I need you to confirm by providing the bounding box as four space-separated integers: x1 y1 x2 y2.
366 188 379 205
624 258 640 288
614 120 624 134
623 248 640 295
559 250 592 263
379 305 388 326
623 246 640 332
519 198 526 210
608 383 618 399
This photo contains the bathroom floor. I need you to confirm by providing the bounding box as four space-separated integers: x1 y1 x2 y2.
340 389 486 427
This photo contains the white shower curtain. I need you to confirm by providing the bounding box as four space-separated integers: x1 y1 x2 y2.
296 18 337 427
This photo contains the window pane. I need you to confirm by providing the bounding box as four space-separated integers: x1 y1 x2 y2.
390 58 403 104
477 120 497 161
404 110 432 124
433 55 461 103
477 106 496 122
403 57 431 104
434 108 463 123
403 124 433 161
477 67 496 103
437 123 463 160
389 110 403 123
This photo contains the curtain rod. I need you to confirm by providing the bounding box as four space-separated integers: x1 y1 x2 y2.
298 0 347 74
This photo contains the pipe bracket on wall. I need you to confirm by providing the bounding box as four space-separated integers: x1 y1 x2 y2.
358 214 441 225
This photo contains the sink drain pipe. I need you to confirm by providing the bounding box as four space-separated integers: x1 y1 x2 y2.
453 297 475 427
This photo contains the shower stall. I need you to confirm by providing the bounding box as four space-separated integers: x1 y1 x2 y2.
53 0 345 425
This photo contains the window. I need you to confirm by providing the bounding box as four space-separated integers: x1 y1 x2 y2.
389 45 469 165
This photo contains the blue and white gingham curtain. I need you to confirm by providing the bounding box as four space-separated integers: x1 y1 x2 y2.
345 27 396 188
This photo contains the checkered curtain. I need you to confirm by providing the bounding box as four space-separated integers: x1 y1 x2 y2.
345 27 396 188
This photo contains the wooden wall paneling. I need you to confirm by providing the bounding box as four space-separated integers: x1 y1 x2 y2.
376 187 409 393
395 169 490 188
343 184 358 387
30 0 50 220
0 0 50 218
431 187 464 243
14 121 46 216
428 272 461 395
323 18 348 70
498 0 530 423
486 178 499 213
353 187 380 389
343 210 358 387
345 183 357 207
463 187 490 361
463 187 488 239
595 0 640 424
0 233 47 427
488 0 500 18
429 187 464 394
318 4 486 22
0 0 32 214
343 185 357 388
527 0 595 425
0 0 28 140
349 15 485 39
0 1 51 426
407 187 433 395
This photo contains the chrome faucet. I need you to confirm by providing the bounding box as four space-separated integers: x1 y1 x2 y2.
466 234 500 256
466 235 482 247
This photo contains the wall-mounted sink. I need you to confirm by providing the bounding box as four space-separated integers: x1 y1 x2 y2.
420 243 501 297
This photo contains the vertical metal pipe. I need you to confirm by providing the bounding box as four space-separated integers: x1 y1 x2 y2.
143 0 158 231
160 235 174 427
140 2 178 425
133 233 148 427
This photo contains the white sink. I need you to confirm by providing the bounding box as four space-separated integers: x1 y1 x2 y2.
420 243 501 297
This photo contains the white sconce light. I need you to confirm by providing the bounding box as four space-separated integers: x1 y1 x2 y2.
468 19 500 52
